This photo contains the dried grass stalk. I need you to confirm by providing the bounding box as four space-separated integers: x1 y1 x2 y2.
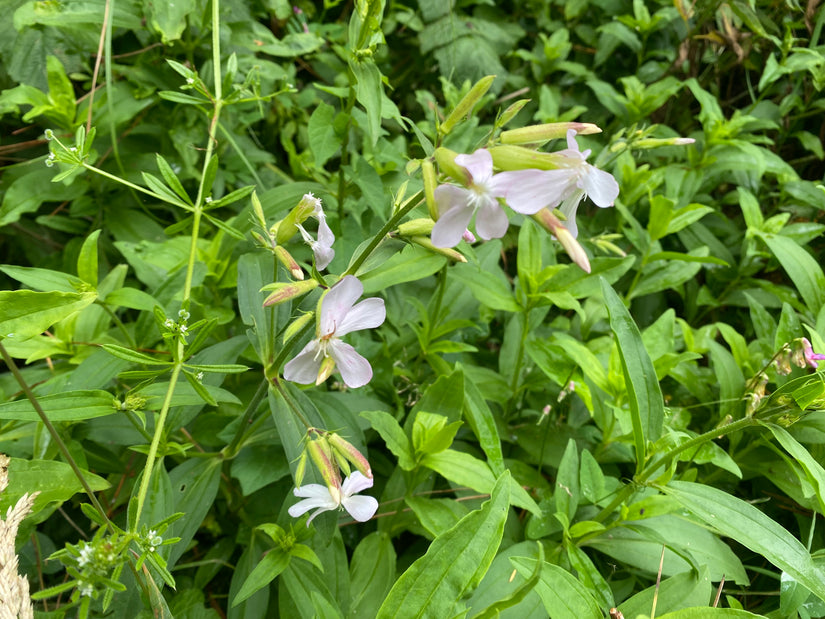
0 454 38 619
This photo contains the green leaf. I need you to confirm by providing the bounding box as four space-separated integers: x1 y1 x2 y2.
103 287 160 311
601 279 665 472
156 154 192 204
510 558 602 619
361 410 415 470
661 480 825 600
619 567 713 618
554 439 579 523
0 265 80 292
349 56 383 145
141 171 190 208
656 609 766 618
350 532 397 618
764 423 825 514
377 472 511 619
102 343 170 366
758 232 825 315
144 0 197 44
233 549 291 607
0 290 96 341
451 264 520 312
308 102 340 168
422 449 540 515
76 229 100 287
359 245 446 295
461 368 505 475
0 458 110 523
0 390 117 422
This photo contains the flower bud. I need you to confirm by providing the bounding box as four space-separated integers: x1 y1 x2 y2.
316 355 336 385
410 236 467 262
500 122 601 145
532 209 591 273
440 75 496 135
283 311 315 344
328 433 373 479
262 279 319 307
434 147 470 184
488 145 561 171
294 449 308 488
276 193 322 245
396 218 435 237
422 160 438 220
251 191 267 230
633 137 696 149
274 246 304 280
307 437 341 503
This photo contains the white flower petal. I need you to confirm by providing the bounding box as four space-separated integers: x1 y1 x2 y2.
496 169 577 215
335 298 385 337
455 149 493 184
342 471 374 495
283 340 323 384
320 276 363 336
314 244 335 270
432 202 474 248
559 191 585 238
474 200 509 240
434 184 473 217
342 495 379 522
329 340 373 388
581 165 619 208
317 216 335 249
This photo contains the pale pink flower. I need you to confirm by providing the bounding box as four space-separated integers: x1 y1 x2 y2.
288 471 378 525
283 275 385 388
499 130 619 238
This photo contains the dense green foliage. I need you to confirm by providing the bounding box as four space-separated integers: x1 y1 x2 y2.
1 0 825 617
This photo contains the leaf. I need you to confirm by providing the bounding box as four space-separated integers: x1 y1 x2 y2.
661 480 825 600
656 609 766 618
156 154 192 204
144 0 197 44
460 368 505 475
359 245 446 295
764 423 825 514
450 264 520 312
376 472 511 619
350 532 397 618
0 390 117 422
361 410 415 470
554 439 579 523
422 449 540 515
601 279 665 472
233 548 291 607
349 56 383 145
0 290 96 341
308 102 340 168
619 567 713 618
103 287 160 311
76 229 100 287
758 232 825 315
510 558 602 619
102 343 170 366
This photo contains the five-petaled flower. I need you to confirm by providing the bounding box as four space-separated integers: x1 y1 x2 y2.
288 471 378 525
501 129 619 238
431 149 517 248
283 275 385 388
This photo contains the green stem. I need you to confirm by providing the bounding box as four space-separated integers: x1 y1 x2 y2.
223 378 269 458
0 342 113 532
131 0 225 531
344 193 423 276
81 163 184 206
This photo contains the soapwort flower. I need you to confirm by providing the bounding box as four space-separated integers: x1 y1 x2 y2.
288 471 378 525
432 149 515 248
283 275 385 388
296 193 335 269
500 129 619 238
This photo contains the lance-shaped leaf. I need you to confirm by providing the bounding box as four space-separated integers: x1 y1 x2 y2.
0 290 96 342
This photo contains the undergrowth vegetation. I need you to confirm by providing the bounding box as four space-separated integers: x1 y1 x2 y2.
1 0 825 617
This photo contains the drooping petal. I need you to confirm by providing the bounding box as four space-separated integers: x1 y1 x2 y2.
317 216 335 249
558 190 585 238
455 149 494 184
432 202 474 248
314 243 335 270
320 275 363 336
283 340 323 384
434 184 473 217
335 297 385 337
288 484 338 523
342 495 379 522
328 340 373 388
474 200 509 240
341 471 374 495
581 165 619 208
495 169 577 215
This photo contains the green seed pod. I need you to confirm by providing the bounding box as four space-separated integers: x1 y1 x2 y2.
440 75 496 135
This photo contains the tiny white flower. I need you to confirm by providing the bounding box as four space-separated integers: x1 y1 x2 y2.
179 324 188 335
205 196 213 204
79 581 94 597
164 318 175 329
288 471 378 525
178 309 190 320
186 77 195 85
196 371 204 382
77 544 93 568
